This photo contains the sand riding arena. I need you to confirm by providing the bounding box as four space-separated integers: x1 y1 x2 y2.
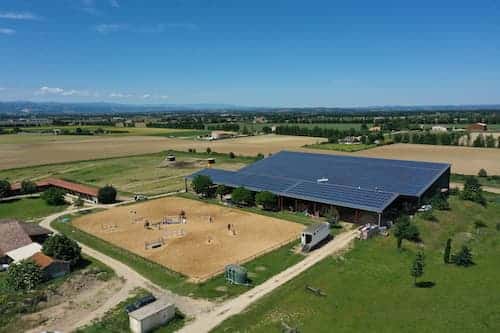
72 196 303 282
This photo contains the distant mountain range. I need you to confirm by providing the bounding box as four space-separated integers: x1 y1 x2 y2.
0 101 499 115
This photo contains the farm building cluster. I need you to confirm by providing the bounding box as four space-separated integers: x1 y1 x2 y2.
189 151 451 225
0 219 70 279
10 178 99 203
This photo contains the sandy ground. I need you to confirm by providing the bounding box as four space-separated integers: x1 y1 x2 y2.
300 143 500 175
73 197 303 281
23 276 124 333
0 134 324 170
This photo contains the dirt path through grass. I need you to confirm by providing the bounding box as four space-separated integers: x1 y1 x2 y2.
178 228 359 333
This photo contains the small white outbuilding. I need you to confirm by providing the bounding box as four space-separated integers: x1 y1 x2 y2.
129 299 175 333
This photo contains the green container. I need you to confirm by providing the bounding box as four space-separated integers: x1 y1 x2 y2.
225 264 248 285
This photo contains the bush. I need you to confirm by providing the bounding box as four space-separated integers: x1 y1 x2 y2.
0 179 11 198
256 153 264 160
420 210 437 222
206 147 212 154
215 184 230 199
478 168 488 177
443 238 452 264
191 175 213 197
42 234 81 267
229 152 236 159
21 180 38 194
98 185 117 204
431 194 449 210
460 176 486 206
255 191 277 210
231 187 254 206
496 223 500 231
6 261 43 291
42 187 66 206
393 215 420 248
452 245 474 267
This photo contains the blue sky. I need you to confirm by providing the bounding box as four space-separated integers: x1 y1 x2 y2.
0 0 499 107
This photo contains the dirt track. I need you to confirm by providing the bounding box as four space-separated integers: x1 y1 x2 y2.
73 197 303 281
0 134 324 170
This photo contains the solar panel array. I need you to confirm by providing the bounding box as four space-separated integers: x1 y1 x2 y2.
190 168 398 213
240 151 450 196
188 151 450 213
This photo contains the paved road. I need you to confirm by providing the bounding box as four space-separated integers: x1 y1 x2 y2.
178 228 360 333
39 208 214 332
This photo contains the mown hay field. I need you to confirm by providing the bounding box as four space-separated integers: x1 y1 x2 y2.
0 134 324 170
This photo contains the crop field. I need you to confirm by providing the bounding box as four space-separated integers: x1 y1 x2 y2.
72 196 303 281
0 151 253 196
214 194 500 332
299 143 500 175
0 134 324 170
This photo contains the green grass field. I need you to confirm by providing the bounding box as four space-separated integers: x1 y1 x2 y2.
16 125 207 137
0 127 209 145
213 194 500 332
0 151 255 196
0 197 68 221
0 256 114 333
52 205 308 301
304 143 377 152
76 288 185 333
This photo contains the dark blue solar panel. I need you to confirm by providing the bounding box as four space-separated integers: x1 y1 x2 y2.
189 168 299 194
189 168 397 212
188 151 449 213
286 181 398 212
240 151 450 196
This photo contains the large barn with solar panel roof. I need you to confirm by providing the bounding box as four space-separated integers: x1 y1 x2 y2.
187 151 450 225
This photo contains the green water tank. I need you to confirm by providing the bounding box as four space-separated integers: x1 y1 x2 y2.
225 264 248 285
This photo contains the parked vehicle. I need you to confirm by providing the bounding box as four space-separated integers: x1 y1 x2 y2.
125 294 156 313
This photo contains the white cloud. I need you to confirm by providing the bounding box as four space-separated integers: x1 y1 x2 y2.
35 86 93 97
93 22 198 34
109 92 132 98
36 86 64 95
94 23 126 34
142 94 151 99
0 11 40 20
0 28 15 35
61 89 90 96
109 0 120 8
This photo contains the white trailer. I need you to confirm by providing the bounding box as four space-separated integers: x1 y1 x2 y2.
301 222 330 252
